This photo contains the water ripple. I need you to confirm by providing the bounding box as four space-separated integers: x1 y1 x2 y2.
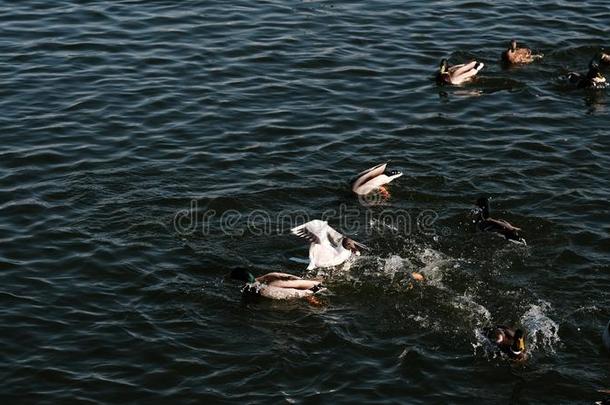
1 0 609 403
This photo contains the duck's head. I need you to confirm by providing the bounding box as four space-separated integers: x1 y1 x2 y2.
509 39 517 51
510 329 526 355
342 237 369 256
230 267 256 283
439 59 449 74
473 196 491 219
588 58 602 78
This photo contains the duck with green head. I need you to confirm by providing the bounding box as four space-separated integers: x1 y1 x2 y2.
229 268 326 300
436 58 484 85
486 325 527 361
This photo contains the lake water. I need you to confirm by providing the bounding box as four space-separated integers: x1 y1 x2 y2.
1 1 609 403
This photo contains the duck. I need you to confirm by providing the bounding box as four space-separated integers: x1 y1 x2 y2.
436 59 484 85
567 56 607 89
602 321 610 351
351 162 403 197
229 267 326 300
291 219 368 270
472 197 526 245
486 325 526 361
502 39 542 64
600 52 610 65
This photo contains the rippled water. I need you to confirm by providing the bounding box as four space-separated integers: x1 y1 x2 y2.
1 1 609 403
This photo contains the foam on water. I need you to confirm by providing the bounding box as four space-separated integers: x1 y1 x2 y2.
3 0 610 402
520 300 561 354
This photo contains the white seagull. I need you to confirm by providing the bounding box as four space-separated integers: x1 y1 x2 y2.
351 162 403 196
291 220 368 270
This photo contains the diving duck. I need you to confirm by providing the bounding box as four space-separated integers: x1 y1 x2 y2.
502 39 542 64
436 59 484 85
603 321 610 350
291 219 368 270
472 197 526 245
229 268 326 300
351 162 403 197
486 325 526 361
567 56 607 89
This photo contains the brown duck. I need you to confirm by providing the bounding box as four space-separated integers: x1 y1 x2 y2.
502 40 542 64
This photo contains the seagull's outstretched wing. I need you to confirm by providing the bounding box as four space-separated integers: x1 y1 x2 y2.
291 220 331 246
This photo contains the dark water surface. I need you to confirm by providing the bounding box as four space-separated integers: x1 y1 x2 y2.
1 1 609 403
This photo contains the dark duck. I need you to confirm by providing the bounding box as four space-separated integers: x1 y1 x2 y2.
472 197 526 245
486 325 526 361
568 55 607 89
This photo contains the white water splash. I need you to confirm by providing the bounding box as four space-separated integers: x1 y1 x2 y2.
382 254 412 279
453 293 492 327
472 328 502 360
417 247 455 288
520 300 560 354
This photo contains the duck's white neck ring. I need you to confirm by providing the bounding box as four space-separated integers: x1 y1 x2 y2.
510 348 522 356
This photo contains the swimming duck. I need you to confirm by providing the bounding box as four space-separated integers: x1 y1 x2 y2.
486 325 526 361
502 39 542 64
436 59 484 85
229 268 326 300
567 56 607 89
291 219 368 270
472 197 526 245
351 162 403 197
603 321 610 350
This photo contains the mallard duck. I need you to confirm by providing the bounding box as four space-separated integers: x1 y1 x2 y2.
351 162 403 197
502 39 542 64
291 219 368 270
603 320 610 351
229 268 326 300
486 325 526 360
568 56 607 89
472 197 526 245
436 59 484 85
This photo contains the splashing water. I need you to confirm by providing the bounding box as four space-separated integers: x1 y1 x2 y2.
520 300 560 354
453 293 492 328
472 328 502 360
416 247 455 288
